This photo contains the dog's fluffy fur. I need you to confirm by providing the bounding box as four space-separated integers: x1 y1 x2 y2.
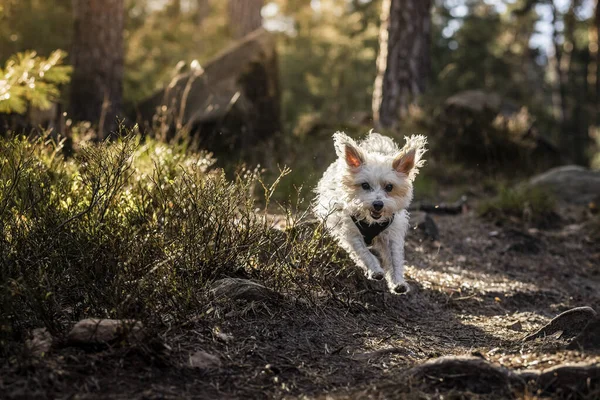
313 131 427 294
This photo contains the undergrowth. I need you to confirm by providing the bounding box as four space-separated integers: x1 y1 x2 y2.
477 185 557 227
0 130 350 354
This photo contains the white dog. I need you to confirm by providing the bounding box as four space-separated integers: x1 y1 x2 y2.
313 131 427 294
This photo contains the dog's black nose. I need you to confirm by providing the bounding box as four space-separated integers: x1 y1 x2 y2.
373 201 384 211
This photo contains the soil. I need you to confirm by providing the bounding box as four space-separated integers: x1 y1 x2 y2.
2 205 600 399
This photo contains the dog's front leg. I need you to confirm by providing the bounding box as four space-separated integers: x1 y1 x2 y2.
388 235 410 294
342 230 385 280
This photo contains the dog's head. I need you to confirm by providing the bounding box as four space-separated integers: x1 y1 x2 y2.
333 132 427 224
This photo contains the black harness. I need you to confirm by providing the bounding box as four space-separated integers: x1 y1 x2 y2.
351 214 395 246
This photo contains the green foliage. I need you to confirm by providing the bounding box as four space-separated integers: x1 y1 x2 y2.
0 0 73 65
274 0 381 130
0 131 349 350
477 185 557 226
124 0 232 105
0 50 71 114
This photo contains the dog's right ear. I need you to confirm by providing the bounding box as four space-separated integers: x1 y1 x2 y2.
333 132 364 169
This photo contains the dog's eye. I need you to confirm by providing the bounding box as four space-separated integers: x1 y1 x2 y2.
385 184 393 192
361 183 371 191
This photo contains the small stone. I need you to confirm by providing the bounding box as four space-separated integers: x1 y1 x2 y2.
189 351 221 369
211 278 281 302
508 321 523 332
25 328 53 357
212 327 234 343
411 212 439 240
67 319 144 346
457 255 467 263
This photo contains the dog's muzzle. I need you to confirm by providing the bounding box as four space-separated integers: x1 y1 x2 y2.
371 201 384 219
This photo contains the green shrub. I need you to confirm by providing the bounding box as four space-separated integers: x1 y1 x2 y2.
0 130 349 353
477 185 556 226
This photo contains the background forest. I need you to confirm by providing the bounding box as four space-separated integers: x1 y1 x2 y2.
2 0 600 168
2 1 600 399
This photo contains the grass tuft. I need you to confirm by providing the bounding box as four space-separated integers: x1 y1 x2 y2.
477 185 557 227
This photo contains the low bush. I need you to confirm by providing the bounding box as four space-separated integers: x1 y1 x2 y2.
477 185 557 227
0 130 350 354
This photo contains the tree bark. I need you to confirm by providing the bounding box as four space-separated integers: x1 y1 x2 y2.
70 0 124 138
596 0 600 125
228 0 263 39
550 1 567 125
197 0 210 27
373 0 432 129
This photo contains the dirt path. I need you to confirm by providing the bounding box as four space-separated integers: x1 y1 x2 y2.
2 212 600 399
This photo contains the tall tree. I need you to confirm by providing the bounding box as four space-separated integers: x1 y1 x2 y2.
372 0 432 129
228 0 263 39
595 0 600 125
197 0 210 27
70 0 124 137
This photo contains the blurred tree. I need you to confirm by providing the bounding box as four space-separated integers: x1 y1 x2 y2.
70 0 124 137
124 0 230 105
272 0 381 129
373 0 432 129
0 0 72 65
197 0 210 26
228 0 263 39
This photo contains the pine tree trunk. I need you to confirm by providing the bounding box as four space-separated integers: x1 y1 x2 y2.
197 0 210 27
595 0 600 125
70 0 124 138
373 0 432 129
228 0 263 39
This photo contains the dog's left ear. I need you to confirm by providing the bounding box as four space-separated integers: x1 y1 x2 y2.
393 149 416 175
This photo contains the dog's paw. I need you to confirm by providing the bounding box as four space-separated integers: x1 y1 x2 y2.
391 282 410 295
367 270 385 281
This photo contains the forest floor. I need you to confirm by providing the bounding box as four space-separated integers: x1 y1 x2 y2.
2 195 600 399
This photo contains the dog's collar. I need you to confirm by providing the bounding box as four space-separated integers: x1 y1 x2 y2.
351 214 395 246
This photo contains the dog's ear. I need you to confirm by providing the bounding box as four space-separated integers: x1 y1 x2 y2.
333 131 363 169
393 149 416 175
344 144 364 169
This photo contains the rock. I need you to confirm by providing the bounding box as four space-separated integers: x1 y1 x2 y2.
67 319 144 346
534 363 600 394
439 90 562 170
528 166 600 205
508 321 523 332
211 278 281 302
410 212 439 240
189 351 222 369
407 356 523 394
445 90 505 114
137 28 281 152
523 306 597 342
25 328 53 357
567 318 600 351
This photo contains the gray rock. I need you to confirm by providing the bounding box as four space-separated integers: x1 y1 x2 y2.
411 212 439 240
523 306 597 342
189 351 222 369
407 356 523 394
211 278 281 302
67 318 144 345
567 317 600 351
445 90 504 114
529 166 600 205
26 328 53 357
533 362 600 394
